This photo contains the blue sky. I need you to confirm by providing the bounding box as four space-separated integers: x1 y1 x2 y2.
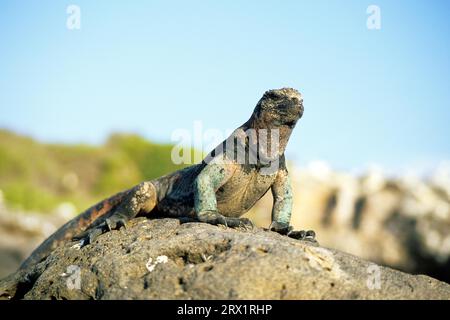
0 1 449 172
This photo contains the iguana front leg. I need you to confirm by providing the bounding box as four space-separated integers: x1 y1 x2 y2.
194 160 253 228
270 167 316 242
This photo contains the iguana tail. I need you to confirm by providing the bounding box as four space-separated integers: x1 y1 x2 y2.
19 190 128 271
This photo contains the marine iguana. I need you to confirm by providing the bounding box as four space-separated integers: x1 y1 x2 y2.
19 87 316 271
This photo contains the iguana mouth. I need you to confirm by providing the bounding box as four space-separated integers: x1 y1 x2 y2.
285 120 297 127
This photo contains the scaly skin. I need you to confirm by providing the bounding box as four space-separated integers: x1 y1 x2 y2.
19 87 316 273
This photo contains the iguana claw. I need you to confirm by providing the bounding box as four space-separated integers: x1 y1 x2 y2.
287 229 317 243
225 217 254 230
269 221 293 235
74 213 129 246
198 210 228 227
105 215 128 231
270 222 317 243
198 210 254 230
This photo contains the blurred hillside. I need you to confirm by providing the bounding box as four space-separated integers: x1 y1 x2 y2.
0 129 449 284
0 129 197 213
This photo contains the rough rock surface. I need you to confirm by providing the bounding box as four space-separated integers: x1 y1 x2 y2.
252 164 450 283
1 217 449 300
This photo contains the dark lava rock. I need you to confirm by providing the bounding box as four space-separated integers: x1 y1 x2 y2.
1 217 449 299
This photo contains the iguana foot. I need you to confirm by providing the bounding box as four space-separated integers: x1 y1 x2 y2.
269 221 317 243
225 217 254 230
73 213 129 246
198 210 253 229
287 230 316 242
269 221 292 235
198 210 228 226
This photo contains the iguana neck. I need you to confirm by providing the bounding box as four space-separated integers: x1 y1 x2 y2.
242 116 294 159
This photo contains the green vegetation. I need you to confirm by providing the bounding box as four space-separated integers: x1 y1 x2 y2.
0 129 199 213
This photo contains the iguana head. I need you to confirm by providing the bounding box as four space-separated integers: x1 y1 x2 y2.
216 88 303 170
247 88 303 159
252 88 303 129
